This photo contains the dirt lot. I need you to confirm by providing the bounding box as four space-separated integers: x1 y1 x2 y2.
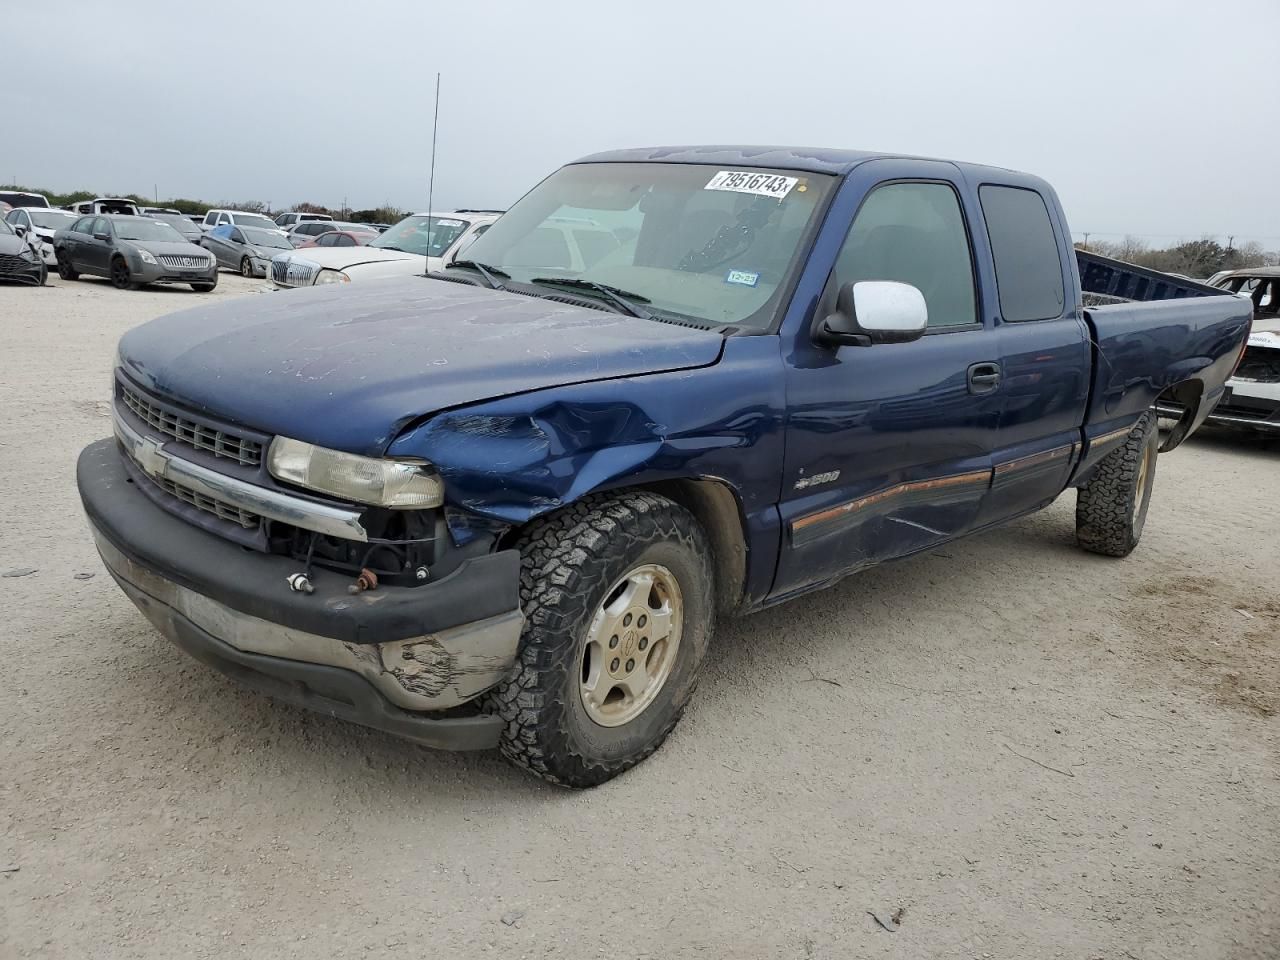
1 273 1277 959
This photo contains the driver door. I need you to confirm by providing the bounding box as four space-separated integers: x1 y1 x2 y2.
773 167 1002 598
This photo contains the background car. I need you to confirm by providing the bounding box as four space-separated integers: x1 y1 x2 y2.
54 214 217 291
284 220 340 246
140 206 182 216
267 211 499 288
0 190 50 209
274 211 333 228
69 198 141 216
200 209 284 235
143 212 204 244
292 225 380 249
0 217 46 284
1167 267 1280 432
5 206 77 265
200 224 294 277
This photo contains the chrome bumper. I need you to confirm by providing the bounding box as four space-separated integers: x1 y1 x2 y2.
112 406 369 542
95 529 523 711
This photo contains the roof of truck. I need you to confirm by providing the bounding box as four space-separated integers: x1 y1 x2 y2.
575 145 1025 178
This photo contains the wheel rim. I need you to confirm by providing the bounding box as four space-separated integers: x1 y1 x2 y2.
579 563 683 728
240 257 251 277
111 260 129 287
1132 437 1153 526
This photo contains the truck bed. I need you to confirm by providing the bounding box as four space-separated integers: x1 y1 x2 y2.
1076 252 1252 449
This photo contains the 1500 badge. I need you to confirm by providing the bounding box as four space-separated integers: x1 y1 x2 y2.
794 470 840 490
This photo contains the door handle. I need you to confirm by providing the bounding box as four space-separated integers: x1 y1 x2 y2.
967 362 1002 394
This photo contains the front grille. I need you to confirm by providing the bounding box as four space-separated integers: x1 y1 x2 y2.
158 254 212 269
271 258 317 287
1234 347 1280 384
0 253 35 272
152 473 259 528
120 383 263 466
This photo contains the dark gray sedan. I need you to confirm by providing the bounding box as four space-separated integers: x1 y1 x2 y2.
54 215 218 291
200 224 294 277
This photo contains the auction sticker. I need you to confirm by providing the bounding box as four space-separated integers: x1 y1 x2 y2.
704 170 798 200
726 270 759 287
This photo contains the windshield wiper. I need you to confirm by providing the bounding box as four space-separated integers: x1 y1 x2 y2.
529 277 652 319
448 259 510 291
377 244 407 253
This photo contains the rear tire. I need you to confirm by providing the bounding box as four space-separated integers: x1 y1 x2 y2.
190 279 216 292
485 492 714 788
1075 411 1158 557
56 251 78 281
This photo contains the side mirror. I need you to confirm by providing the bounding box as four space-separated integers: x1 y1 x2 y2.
818 280 928 347
93 231 111 242
13 224 25 236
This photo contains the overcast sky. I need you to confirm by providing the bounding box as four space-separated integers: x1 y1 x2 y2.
7 0 1277 244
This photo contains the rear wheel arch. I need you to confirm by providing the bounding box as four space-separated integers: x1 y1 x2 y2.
1156 378 1205 451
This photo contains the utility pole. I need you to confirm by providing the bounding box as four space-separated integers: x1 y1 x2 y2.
1083 232 1091 247
1227 235 1234 251
154 184 159 202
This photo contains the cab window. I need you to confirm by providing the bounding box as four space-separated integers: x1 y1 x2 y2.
833 181 977 328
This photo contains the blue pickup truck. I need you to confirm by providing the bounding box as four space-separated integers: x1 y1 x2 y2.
78 146 1252 786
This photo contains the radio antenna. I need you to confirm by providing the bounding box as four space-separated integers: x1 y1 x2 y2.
424 72 440 277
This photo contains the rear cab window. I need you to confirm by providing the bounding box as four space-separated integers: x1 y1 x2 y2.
979 185 1066 322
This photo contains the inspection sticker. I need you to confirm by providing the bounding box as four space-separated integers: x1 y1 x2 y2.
704 170 798 200
725 270 759 287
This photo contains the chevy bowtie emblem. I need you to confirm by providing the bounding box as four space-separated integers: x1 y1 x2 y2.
136 436 168 479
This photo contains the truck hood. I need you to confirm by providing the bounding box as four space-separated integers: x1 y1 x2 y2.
118 276 725 455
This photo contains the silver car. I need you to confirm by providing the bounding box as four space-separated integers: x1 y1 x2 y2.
201 224 294 277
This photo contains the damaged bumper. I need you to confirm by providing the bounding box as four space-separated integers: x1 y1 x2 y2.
77 438 523 750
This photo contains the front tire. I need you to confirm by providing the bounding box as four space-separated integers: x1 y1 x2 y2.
486 492 714 788
239 256 253 278
110 256 139 291
1076 411 1158 557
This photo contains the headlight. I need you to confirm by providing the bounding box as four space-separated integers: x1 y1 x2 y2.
137 249 157 265
267 437 444 509
314 268 350 285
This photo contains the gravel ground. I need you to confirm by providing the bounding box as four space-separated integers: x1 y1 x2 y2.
1 273 1277 959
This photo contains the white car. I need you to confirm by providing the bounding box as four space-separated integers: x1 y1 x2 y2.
275 211 333 228
200 209 286 236
69 198 140 216
267 211 499 289
1160 268 1280 432
4 206 78 265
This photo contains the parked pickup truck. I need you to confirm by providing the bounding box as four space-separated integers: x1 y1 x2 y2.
78 146 1252 787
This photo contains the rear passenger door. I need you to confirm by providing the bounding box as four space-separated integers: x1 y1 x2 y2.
972 183 1090 527
774 162 1003 597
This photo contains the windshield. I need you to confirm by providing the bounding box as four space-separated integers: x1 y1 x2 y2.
241 227 292 249
153 215 199 235
28 210 77 230
115 219 185 242
459 162 834 328
370 216 469 256
233 213 277 229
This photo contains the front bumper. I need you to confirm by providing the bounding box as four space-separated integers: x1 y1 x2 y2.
0 254 45 285
132 259 218 286
77 439 524 750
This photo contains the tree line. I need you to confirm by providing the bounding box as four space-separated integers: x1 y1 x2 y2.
1075 236 1278 278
